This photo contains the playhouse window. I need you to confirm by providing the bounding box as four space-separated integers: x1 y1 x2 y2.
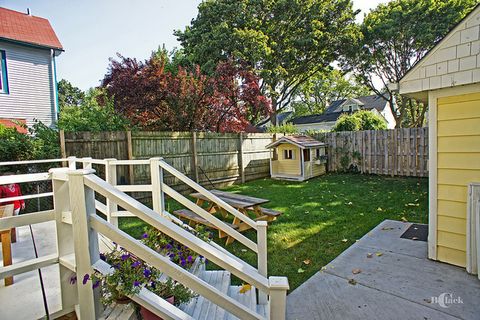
284 149 294 160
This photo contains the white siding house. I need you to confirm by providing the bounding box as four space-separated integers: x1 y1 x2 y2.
0 7 63 129
291 95 396 132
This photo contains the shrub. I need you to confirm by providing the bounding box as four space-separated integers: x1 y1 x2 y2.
267 123 299 134
58 88 130 132
333 110 387 132
0 124 33 162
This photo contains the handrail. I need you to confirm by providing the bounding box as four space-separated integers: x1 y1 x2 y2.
0 210 54 230
84 174 270 293
158 160 258 230
90 216 265 320
0 158 68 166
0 172 50 184
0 192 53 204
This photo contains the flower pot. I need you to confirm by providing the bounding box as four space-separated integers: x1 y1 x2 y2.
140 296 174 320
115 295 131 304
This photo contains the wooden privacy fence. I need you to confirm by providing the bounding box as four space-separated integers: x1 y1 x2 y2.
313 127 429 177
60 131 273 192
60 128 429 187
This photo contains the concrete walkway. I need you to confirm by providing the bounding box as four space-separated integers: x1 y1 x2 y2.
0 221 62 320
287 220 480 320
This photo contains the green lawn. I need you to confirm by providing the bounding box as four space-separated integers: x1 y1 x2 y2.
120 173 428 291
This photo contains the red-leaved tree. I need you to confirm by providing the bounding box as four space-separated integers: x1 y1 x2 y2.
102 54 271 132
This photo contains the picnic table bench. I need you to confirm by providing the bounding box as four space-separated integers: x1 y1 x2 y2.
172 190 282 245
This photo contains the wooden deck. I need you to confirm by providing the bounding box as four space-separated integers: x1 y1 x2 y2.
286 220 480 320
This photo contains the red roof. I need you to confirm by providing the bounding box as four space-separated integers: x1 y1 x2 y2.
0 118 28 134
0 7 63 50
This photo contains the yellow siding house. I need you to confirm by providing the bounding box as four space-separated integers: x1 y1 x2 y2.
266 135 326 181
397 4 480 275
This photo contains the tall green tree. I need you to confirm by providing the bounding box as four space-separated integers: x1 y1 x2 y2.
342 0 478 127
291 68 371 116
58 79 85 109
175 0 359 125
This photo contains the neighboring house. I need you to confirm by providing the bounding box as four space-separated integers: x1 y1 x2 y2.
397 4 480 274
266 135 326 181
257 111 293 131
0 7 63 129
291 95 396 132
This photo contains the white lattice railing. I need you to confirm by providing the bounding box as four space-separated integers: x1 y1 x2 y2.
0 158 289 319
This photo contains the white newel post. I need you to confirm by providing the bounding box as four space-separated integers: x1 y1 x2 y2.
105 158 118 226
150 157 165 216
51 168 78 314
68 169 102 319
257 221 268 304
67 156 77 170
268 276 289 320
82 157 93 170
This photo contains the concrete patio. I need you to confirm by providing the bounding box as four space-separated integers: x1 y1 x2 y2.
0 221 62 319
287 220 480 320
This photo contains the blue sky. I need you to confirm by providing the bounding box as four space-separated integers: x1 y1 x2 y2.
2 0 389 90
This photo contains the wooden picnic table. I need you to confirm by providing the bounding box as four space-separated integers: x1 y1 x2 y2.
189 190 280 244
0 204 14 286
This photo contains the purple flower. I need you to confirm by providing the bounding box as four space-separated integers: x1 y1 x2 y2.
166 244 172 249
70 275 77 285
132 261 141 268
134 281 141 287
143 269 151 278
82 274 90 285
169 253 175 259
99 253 106 261
121 254 130 261
187 255 193 263
180 259 186 267
93 280 100 289
142 233 148 239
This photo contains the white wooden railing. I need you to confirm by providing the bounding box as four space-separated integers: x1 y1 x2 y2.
0 158 289 319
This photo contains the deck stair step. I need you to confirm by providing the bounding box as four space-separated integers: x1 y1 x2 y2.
224 285 258 320
180 270 231 319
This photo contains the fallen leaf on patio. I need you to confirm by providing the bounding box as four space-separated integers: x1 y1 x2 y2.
348 279 357 285
352 268 362 274
297 268 305 273
401 217 408 222
303 259 311 265
375 252 383 257
320 266 327 271
381 227 394 231
377 207 383 211
239 284 251 294
342 238 348 242
366 253 373 258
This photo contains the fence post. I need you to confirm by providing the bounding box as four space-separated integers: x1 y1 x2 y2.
105 158 118 226
126 130 135 184
51 168 78 314
150 157 165 216
268 276 289 320
238 133 245 183
257 221 268 304
191 132 199 182
60 129 67 159
68 169 102 319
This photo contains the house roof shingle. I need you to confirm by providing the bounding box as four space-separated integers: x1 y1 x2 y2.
0 7 63 50
266 135 325 149
291 94 389 125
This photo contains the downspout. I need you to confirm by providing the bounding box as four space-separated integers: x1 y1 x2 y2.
51 49 59 123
